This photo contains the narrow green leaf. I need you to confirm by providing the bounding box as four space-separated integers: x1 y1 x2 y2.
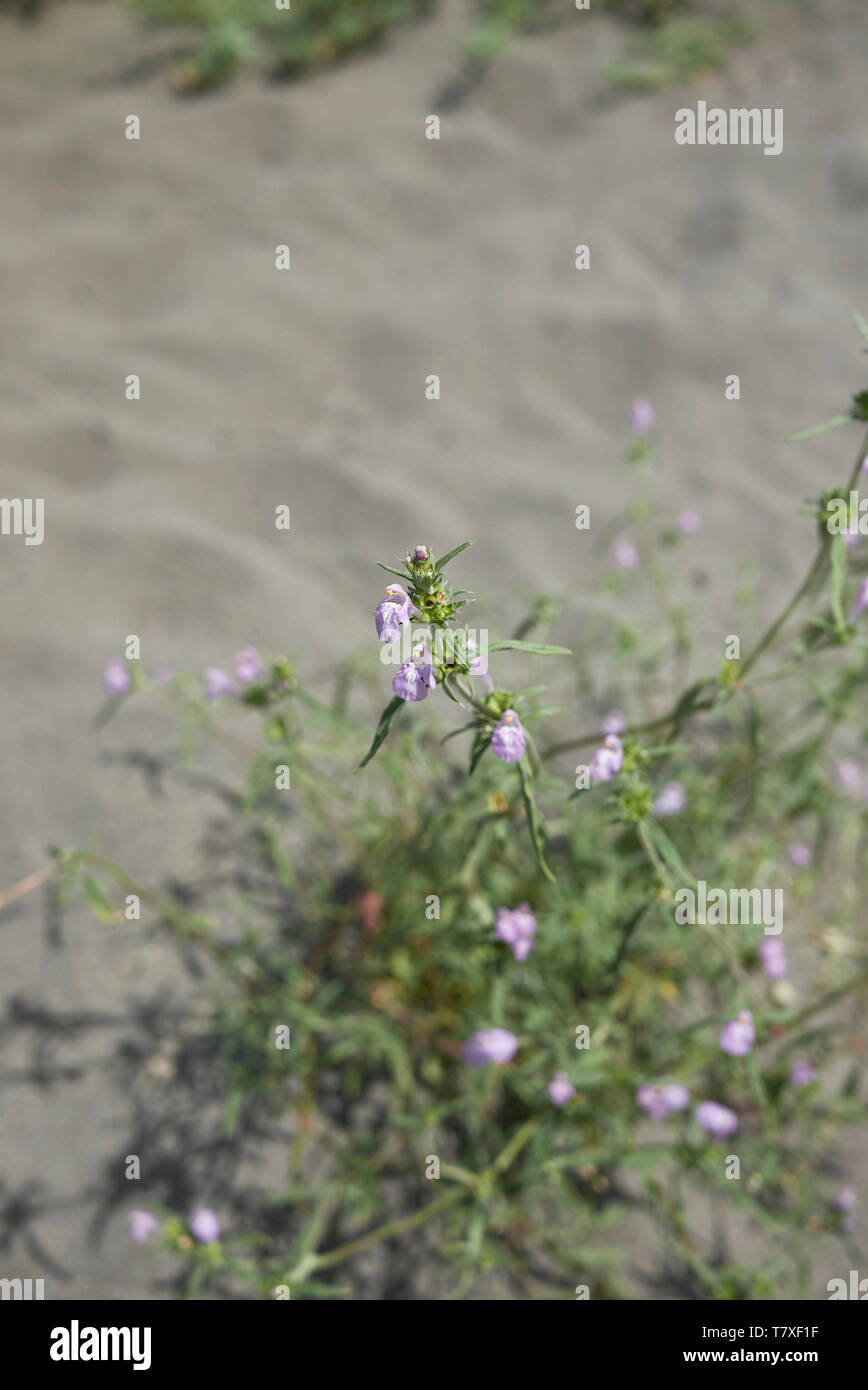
436 541 471 569
469 731 492 774
829 533 847 630
785 414 851 443
81 875 116 924
642 818 697 890
517 757 556 883
489 640 572 656
376 562 411 581
441 721 477 743
356 696 404 770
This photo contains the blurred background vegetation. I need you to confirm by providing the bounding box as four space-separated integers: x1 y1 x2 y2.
0 0 772 92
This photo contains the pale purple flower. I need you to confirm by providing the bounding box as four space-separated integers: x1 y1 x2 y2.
836 758 864 796
374 584 418 642
790 1059 816 1087
411 643 436 688
548 1071 575 1107
849 578 868 621
203 667 235 701
413 545 428 562
653 781 686 817
471 656 494 692
235 646 266 685
677 509 700 535
494 903 537 963
601 709 627 735
129 1210 160 1244
636 1082 690 1121
788 841 812 869
631 398 655 436
758 937 788 981
589 734 623 784
695 1101 739 1139
491 709 526 763
612 538 639 570
719 1010 755 1057
393 643 436 703
462 1028 518 1068
835 1186 857 1213
103 658 131 697
189 1207 220 1243
393 663 428 702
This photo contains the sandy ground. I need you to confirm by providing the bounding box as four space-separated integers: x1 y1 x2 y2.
0 0 867 1297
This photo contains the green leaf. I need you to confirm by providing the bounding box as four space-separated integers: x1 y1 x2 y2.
488 640 572 656
517 757 556 883
436 541 471 569
376 562 411 581
81 875 116 924
829 533 847 631
642 818 698 890
469 731 493 774
441 721 477 743
356 696 404 770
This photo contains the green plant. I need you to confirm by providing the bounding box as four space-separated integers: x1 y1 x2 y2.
48 328 868 1299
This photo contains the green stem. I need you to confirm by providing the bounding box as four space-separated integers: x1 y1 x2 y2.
546 424 868 758
294 1119 539 1281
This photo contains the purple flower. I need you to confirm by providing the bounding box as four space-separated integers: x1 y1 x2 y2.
612 538 639 570
462 1028 518 1069
788 841 812 869
758 937 788 981
636 1082 690 1121
589 734 623 784
601 709 627 735
470 656 494 692
374 584 418 642
695 1101 739 1139
103 658 131 697
837 758 864 795
129 1210 160 1244
413 545 428 562
393 643 436 703
494 903 537 963
677 509 700 535
203 667 235 701
652 781 686 817
850 578 868 621
393 663 428 702
235 646 266 685
719 1010 755 1057
491 709 526 764
189 1207 220 1243
548 1071 575 1107
835 1186 857 1213
790 1059 816 1087
631 398 655 436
